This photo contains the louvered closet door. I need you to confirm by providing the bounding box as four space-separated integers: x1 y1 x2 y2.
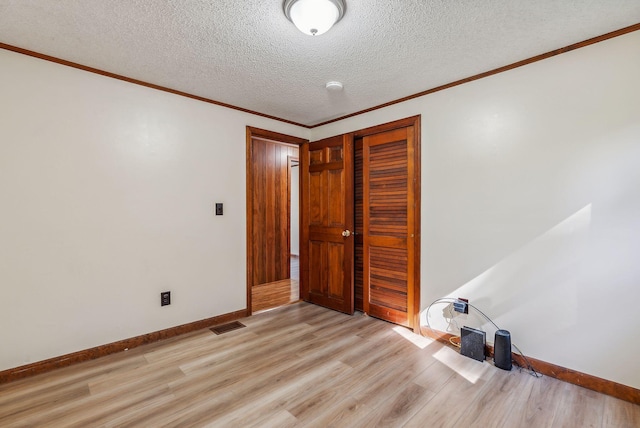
354 139 364 311
362 127 416 328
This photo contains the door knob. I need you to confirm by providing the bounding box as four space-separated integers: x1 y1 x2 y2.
342 230 352 237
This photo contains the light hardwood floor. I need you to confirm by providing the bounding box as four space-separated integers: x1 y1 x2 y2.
252 255 300 313
251 278 300 313
1 302 638 427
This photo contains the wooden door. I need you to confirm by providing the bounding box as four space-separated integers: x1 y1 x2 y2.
249 137 299 286
362 125 418 328
300 134 354 314
246 127 307 314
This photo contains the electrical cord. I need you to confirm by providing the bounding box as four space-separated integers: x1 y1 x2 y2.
449 336 461 348
443 302 460 333
425 297 542 378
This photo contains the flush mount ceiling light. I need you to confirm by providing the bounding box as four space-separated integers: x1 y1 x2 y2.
284 0 346 36
326 81 344 91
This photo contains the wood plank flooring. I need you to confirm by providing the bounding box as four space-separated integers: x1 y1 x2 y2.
252 255 300 313
251 278 300 313
1 302 638 427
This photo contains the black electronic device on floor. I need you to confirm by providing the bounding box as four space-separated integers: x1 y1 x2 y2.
494 329 512 370
460 326 486 362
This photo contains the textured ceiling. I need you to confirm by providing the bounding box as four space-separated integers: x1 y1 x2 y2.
1 1 639 126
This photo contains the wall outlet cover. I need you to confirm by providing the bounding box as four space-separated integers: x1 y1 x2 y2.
161 291 171 306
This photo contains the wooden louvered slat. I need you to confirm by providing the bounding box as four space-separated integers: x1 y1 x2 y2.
354 139 364 311
363 126 415 328
369 245 408 315
368 140 408 241
370 287 407 312
370 269 407 283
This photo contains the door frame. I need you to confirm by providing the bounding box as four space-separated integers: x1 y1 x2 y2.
288 156 300 260
354 115 421 330
246 127 308 315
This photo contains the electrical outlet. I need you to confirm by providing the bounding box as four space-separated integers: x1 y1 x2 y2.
161 291 171 306
215 203 223 216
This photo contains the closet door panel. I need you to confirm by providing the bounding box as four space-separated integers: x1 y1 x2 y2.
363 126 417 328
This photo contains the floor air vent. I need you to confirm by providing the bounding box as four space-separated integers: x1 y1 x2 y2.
210 321 246 335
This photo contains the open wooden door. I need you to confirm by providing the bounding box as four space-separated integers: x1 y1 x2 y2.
300 134 354 314
362 124 419 328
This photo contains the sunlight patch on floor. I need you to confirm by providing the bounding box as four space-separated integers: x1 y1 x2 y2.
392 326 434 349
432 346 490 384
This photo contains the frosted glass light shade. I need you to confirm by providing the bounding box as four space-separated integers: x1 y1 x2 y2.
284 0 346 36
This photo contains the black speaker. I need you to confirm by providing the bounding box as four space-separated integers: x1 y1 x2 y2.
494 329 512 371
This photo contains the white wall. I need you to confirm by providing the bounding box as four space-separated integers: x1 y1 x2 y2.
313 31 640 389
0 49 309 371
2 30 639 392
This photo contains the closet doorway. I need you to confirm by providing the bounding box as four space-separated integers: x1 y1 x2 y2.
301 116 421 330
246 127 306 314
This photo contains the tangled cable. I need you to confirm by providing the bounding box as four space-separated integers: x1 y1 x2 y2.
425 297 542 378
